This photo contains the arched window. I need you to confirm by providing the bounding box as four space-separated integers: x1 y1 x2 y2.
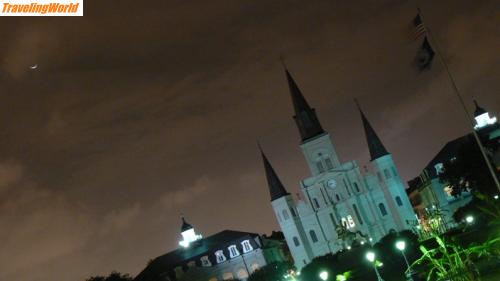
352 204 363 225
391 167 398 177
313 198 320 209
335 194 340 201
215 250 227 263
325 157 333 170
282 209 290 220
395 196 403 206
316 161 325 173
290 207 297 217
379 203 388 216
343 179 351 196
241 240 253 253
384 169 391 179
353 182 360 192
309 230 318 243
293 237 300 247
228 245 240 258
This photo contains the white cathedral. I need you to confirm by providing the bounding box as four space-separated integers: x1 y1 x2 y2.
260 68 417 269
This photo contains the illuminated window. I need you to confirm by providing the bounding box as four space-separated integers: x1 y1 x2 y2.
237 268 249 279
309 230 318 243
353 204 363 224
379 203 387 216
395 196 403 206
228 245 240 258
293 237 300 247
215 250 226 263
222 272 234 280
241 240 253 253
250 263 260 272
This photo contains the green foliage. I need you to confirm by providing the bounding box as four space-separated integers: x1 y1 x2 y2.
86 271 133 281
247 261 293 281
411 235 500 281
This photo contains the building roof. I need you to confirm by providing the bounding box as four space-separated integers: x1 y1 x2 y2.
284 68 325 142
260 148 290 201
356 100 389 161
134 230 260 281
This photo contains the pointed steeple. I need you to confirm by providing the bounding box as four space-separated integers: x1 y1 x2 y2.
259 145 289 201
283 66 325 142
473 100 487 117
355 100 389 161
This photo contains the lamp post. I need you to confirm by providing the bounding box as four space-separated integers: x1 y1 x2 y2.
366 251 384 281
396 240 414 281
465 215 474 224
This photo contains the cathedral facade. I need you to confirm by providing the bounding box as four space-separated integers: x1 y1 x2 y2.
261 68 417 269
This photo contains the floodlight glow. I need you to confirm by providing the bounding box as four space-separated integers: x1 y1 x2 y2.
494 195 499 200
319 271 329 280
336 275 347 281
396 240 406 251
465 215 474 224
366 251 375 262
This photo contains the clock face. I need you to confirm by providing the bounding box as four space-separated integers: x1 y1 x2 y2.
327 179 337 188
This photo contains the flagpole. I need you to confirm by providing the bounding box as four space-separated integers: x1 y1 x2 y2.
417 7 500 193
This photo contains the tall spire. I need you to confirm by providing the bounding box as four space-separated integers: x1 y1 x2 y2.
283 66 324 142
355 99 389 161
180 215 193 232
259 145 289 201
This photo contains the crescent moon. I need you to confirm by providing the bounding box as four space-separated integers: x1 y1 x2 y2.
30 64 38 70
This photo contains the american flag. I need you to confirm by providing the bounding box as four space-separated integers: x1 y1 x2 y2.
412 13 426 40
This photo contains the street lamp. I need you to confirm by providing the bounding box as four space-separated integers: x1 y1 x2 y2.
366 251 384 281
396 240 414 281
319 270 329 280
465 215 474 224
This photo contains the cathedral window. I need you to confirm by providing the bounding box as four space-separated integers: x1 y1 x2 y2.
313 198 320 209
325 157 333 170
335 194 340 201
352 204 363 225
379 203 388 216
343 179 351 196
290 207 297 217
395 196 403 206
353 182 360 192
228 245 240 258
384 169 391 179
241 240 253 253
309 230 318 243
282 209 290 220
316 161 325 173
215 250 226 263
293 237 300 247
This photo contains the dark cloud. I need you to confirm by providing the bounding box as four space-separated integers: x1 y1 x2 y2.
0 0 499 280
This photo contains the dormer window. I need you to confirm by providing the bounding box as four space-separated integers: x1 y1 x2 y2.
201 256 211 267
215 250 226 263
434 163 444 175
228 245 240 258
241 240 253 253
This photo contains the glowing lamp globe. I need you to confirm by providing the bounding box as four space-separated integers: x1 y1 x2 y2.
366 251 375 263
465 215 474 224
319 271 329 281
396 240 406 251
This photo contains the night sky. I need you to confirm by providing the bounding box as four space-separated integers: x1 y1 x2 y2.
1 1 499 280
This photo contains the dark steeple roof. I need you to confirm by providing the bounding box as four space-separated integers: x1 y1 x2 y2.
284 68 325 142
473 100 487 117
259 146 289 201
356 100 389 161
181 216 193 232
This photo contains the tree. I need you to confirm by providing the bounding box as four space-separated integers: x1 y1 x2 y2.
247 261 293 281
86 271 133 281
439 135 499 197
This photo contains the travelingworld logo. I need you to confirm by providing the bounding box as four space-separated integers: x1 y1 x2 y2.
1 0 83 16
